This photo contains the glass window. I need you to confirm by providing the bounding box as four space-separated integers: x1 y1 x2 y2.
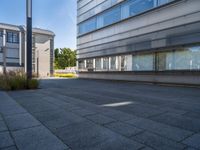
32 64 35 73
32 49 35 63
32 36 36 47
13 33 19 43
0 30 3 37
121 55 132 71
110 56 119 71
78 0 121 23
110 56 116 70
157 46 200 71
86 59 94 69
79 18 96 34
7 32 13 43
103 57 109 70
133 53 155 71
174 47 200 70
78 60 86 71
129 0 155 16
6 32 19 43
158 0 172 6
121 55 126 71
95 58 102 71
157 51 175 70
187 46 200 70
78 0 174 35
97 6 121 28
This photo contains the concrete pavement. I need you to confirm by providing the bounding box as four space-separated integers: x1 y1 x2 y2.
0 79 200 150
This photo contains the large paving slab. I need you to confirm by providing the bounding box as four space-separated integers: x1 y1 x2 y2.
12 126 69 150
182 134 200 149
0 91 69 150
54 120 144 150
0 120 7 132
104 121 143 137
4 113 41 131
126 116 193 141
0 132 14 149
131 131 186 150
150 112 200 132
2 79 200 150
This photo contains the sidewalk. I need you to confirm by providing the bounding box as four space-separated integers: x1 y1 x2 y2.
0 91 69 150
1 78 200 150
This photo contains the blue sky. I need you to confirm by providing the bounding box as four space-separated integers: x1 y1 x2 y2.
0 0 77 49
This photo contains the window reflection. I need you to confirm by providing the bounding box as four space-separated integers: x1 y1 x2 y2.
121 55 132 71
129 0 154 16
86 59 94 71
110 56 119 71
133 54 155 71
78 0 174 35
79 18 96 35
95 58 102 71
78 60 86 71
103 57 109 70
157 46 200 71
79 45 200 72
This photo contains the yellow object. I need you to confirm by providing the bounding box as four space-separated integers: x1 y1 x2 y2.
54 73 76 78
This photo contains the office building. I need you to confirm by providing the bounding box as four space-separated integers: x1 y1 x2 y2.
0 23 55 77
77 0 200 85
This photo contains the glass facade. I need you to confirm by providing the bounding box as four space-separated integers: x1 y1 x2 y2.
110 56 119 71
78 0 121 23
95 58 102 71
97 6 121 28
78 45 200 72
78 0 174 35
158 47 200 70
103 57 109 70
86 59 94 69
133 53 155 71
79 18 96 35
121 55 127 71
158 0 173 5
78 60 86 71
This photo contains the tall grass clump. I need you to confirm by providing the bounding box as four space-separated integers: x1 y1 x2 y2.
0 71 39 91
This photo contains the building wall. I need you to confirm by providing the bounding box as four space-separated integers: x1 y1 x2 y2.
78 72 200 85
34 34 53 77
77 0 200 85
77 0 125 23
0 23 55 77
0 28 21 68
77 0 200 58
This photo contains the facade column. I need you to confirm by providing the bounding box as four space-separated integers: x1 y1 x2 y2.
101 58 103 70
3 29 7 74
93 58 95 70
108 57 111 71
19 32 22 66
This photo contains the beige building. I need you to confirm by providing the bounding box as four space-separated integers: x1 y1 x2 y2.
0 23 55 77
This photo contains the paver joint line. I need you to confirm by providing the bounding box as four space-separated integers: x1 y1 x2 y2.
2 79 200 150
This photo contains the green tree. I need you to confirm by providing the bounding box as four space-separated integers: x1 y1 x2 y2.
54 48 76 69
54 48 59 60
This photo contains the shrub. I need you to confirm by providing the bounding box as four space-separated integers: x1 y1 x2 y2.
27 79 39 89
0 75 11 91
0 71 39 91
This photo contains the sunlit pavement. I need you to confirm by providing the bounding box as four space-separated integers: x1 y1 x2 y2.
1 79 200 150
